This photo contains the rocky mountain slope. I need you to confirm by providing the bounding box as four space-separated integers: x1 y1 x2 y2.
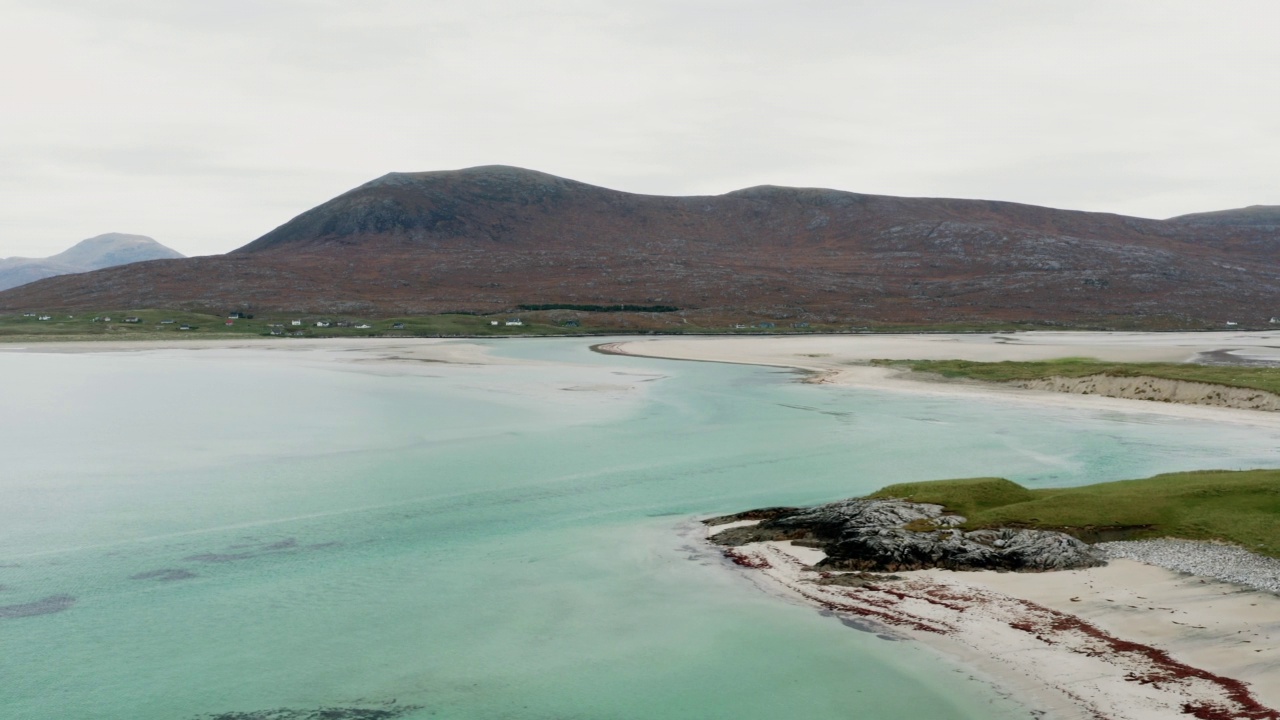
0 233 184 292
0 167 1275 326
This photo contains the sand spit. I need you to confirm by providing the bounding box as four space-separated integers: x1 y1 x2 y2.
716 534 1280 720
600 331 1280 427
1012 375 1280 411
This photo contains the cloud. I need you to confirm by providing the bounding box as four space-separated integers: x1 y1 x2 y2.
1 0 1277 256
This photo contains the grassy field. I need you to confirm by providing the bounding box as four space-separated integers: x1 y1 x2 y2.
869 470 1280 557
874 358 1280 396
0 311 1119 341
0 310 612 340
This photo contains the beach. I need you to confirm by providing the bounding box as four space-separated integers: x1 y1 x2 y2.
604 331 1280 719
602 331 1280 429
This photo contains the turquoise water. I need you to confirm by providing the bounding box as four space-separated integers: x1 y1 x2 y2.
3 339 1278 719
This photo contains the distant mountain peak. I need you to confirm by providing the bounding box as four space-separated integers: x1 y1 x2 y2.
0 233 184 292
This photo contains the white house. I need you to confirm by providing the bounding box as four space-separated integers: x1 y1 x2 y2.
315 321 331 328
291 320 302 326
355 323 372 329
505 318 524 326
37 315 52 321
489 320 499 326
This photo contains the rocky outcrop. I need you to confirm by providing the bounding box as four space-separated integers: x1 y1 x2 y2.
1013 375 1280 411
707 497 1102 572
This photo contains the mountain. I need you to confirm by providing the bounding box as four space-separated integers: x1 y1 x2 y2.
1168 206 1280 227
0 167 1276 327
0 233 185 292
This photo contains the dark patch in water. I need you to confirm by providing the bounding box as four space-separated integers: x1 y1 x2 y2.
0 584 9 592
130 568 198 582
0 594 75 618
837 617 882 633
185 538 336 565
184 553 255 564
193 704 422 720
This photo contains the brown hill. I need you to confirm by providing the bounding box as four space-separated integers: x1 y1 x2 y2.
1 165 1277 327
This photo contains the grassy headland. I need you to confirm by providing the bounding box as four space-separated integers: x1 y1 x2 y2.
873 358 1280 396
870 470 1280 557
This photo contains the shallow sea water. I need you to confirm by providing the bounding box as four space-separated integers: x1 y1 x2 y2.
3 339 1279 719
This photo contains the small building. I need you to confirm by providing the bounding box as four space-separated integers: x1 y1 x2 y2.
228 312 253 319
291 320 303 326
160 319 175 324
355 323 372 329
391 322 406 329
22 312 34 317
1226 321 1238 327
490 320 499 326
733 324 748 329
561 320 580 327
791 322 810 328
1271 317 1279 324
268 328 284 336
225 320 234 326
315 321 331 328
505 319 524 327
123 317 142 324
37 315 52 321
179 324 193 331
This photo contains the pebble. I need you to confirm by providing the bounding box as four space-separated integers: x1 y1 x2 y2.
1097 539 1280 594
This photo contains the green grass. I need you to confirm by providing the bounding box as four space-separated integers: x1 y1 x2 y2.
870 470 1280 557
0 311 592 340
873 358 1280 396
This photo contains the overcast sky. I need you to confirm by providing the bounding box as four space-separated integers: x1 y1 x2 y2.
2 0 1277 258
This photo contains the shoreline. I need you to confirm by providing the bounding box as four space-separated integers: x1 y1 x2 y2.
598 332 1280 430
706 524 1280 720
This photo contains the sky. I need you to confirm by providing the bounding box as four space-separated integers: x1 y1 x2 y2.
2 0 1278 258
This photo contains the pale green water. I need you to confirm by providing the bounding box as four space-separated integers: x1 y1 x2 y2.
2 339 1278 719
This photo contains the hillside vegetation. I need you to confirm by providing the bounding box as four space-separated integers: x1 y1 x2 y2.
870 470 1280 558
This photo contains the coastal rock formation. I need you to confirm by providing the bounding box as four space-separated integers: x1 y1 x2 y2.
707 497 1101 572
1013 374 1280 411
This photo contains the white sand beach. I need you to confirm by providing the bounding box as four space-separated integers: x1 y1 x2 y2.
712 533 1280 720
625 331 1280 719
602 331 1280 429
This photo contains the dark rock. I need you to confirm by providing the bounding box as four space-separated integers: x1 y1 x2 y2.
710 497 1102 573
